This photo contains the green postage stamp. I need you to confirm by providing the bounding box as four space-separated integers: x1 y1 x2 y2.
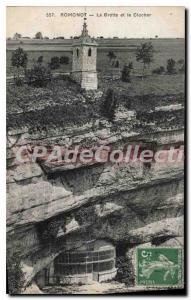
136 247 183 287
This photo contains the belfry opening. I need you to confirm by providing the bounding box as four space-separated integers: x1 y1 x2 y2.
36 240 117 286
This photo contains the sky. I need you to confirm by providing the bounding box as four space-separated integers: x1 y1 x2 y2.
6 6 185 39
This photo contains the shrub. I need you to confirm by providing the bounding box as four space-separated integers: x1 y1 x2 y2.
152 66 165 75
49 56 60 70
166 58 176 74
14 77 23 86
116 255 134 287
121 64 132 82
102 88 117 121
25 64 52 87
115 60 119 68
11 47 28 69
11 47 28 85
60 56 69 65
7 250 24 294
128 61 133 70
37 55 43 64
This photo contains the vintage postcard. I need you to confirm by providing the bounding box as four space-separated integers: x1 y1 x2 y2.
6 6 185 294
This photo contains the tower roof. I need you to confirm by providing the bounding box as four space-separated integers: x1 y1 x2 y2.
81 18 89 38
73 18 98 46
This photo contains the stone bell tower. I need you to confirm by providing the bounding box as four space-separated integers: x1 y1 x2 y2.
71 18 98 90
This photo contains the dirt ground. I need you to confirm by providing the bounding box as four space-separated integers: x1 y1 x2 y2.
42 281 151 294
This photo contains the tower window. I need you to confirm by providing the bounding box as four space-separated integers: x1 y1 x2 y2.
88 48 92 57
76 48 79 57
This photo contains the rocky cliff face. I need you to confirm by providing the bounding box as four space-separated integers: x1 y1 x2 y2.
7 91 184 287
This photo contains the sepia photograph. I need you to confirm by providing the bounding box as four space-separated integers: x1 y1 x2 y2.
6 6 185 295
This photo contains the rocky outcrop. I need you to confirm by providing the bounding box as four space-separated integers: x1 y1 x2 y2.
7 91 184 287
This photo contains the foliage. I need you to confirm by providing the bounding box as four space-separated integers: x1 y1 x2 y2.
7 77 102 130
49 56 60 69
116 255 134 287
11 47 28 85
128 61 133 70
13 33 22 39
102 88 117 121
25 63 52 87
152 66 165 75
166 58 176 74
107 51 117 62
39 217 65 241
35 32 43 39
121 63 132 82
7 250 25 294
60 56 69 65
37 55 43 64
11 47 28 69
75 206 96 226
115 60 119 68
136 42 154 78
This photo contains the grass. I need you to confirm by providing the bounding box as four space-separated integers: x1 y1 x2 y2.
7 73 184 132
7 78 102 130
6 38 185 131
6 38 185 76
99 74 184 97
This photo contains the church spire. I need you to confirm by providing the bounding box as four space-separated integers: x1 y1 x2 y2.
81 17 89 37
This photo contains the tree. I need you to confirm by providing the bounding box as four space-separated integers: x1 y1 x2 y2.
136 42 154 79
102 89 117 121
11 47 28 85
49 56 60 69
166 58 176 74
25 63 52 87
37 55 43 64
121 64 132 82
115 60 119 68
7 250 24 294
128 61 133 70
107 51 117 63
60 56 69 65
35 32 43 39
13 33 22 40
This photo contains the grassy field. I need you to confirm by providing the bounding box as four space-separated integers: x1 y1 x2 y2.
6 38 184 76
6 38 185 131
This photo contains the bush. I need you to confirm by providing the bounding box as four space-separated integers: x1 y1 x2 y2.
14 77 23 86
166 58 176 74
37 56 43 64
25 64 52 87
7 250 24 294
116 255 134 287
11 47 28 69
121 64 132 82
152 66 165 75
60 56 69 65
115 60 119 68
49 56 60 70
102 88 117 121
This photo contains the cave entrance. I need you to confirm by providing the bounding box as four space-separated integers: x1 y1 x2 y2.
36 240 117 287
